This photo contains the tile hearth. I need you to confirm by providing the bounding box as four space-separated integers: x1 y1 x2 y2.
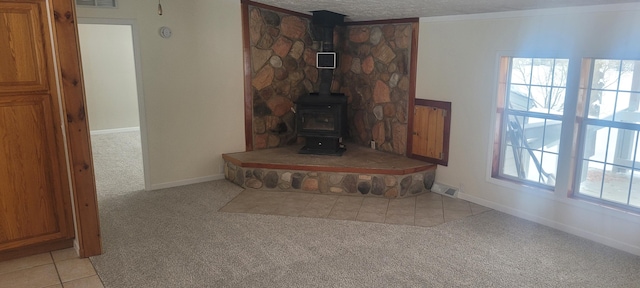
222 144 437 198
220 190 492 226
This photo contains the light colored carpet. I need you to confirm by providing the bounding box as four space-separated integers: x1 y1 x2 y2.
89 133 640 288
91 130 145 199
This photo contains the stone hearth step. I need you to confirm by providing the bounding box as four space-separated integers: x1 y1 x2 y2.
222 144 436 198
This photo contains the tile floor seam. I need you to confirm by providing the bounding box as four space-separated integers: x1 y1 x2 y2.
355 196 364 215
382 198 391 223
0 263 50 277
326 195 339 217
414 197 418 226
63 274 104 285
87 258 106 286
51 252 64 286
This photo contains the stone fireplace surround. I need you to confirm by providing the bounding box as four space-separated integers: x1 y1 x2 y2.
223 145 436 198
233 2 432 197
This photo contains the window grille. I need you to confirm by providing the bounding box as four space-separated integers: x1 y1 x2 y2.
493 57 569 188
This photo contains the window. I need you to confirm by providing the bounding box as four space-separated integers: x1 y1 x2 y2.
493 57 569 189
75 0 116 8
493 56 640 212
575 59 640 210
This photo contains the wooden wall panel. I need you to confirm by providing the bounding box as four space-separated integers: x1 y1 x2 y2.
413 106 445 159
410 99 451 166
0 2 48 93
0 98 58 244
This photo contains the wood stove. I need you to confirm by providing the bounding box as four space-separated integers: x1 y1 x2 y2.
296 93 348 155
295 10 347 155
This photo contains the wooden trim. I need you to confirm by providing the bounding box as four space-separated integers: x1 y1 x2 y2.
241 2 254 151
490 57 510 179
567 58 594 197
223 154 436 175
347 17 419 26
241 0 312 19
0 239 74 262
51 0 102 258
415 99 450 110
406 22 419 158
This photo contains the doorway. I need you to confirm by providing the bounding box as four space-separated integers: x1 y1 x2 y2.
77 19 150 196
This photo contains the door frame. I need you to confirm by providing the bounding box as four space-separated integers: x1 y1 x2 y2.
77 18 151 191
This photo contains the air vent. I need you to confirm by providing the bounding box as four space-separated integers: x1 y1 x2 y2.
76 0 116 8
430 182 458 198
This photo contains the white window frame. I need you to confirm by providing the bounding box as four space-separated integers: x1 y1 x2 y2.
491 55 576 192
489 54 640 213
572 58 640 212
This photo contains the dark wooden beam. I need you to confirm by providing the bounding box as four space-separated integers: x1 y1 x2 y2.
406 22 420 157
241 1 254 151
51 0 102 257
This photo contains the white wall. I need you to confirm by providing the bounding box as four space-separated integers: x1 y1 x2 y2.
77 0 246 188
416 4 640 255
75 0 640 256
78 24 139 131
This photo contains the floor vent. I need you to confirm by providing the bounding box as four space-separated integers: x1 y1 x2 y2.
430 182 458 198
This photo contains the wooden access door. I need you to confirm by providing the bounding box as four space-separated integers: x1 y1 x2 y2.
410 99 451 166
0 0 74 257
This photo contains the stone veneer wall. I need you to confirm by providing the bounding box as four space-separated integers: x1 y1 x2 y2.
333 24 413 155
248 5 414 154
248 6 320 149
225 161 436 198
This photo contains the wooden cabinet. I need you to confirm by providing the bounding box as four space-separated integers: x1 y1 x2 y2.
410 99 451 166
0 0 75 259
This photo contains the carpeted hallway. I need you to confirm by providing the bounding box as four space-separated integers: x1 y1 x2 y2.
89 132 640 288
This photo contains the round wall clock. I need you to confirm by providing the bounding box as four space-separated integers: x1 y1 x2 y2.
159 26 172 38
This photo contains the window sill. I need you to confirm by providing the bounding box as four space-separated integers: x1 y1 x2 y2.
486 175 640 225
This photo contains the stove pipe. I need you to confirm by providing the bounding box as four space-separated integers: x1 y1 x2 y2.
311 10 345 96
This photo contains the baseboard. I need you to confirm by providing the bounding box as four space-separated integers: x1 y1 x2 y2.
90 126 140 135
150 174 225 190
458 192 640 257
0 239 74 262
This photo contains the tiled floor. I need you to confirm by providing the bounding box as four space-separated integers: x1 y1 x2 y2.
0 248 103 288
220 190 492 226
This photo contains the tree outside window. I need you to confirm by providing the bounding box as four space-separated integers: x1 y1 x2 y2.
577 59 640 209
494 57 569 188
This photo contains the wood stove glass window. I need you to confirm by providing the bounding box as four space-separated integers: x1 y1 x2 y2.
302 110 336 131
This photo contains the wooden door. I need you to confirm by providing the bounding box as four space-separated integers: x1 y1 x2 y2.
0 0 74 256
413 106 445 158
410 99 451 166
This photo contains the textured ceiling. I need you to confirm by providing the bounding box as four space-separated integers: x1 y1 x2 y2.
250 0 640 21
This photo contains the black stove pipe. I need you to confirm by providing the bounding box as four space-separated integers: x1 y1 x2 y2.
312 11 345 96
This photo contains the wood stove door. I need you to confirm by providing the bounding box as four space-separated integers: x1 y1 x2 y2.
298 106 340 137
